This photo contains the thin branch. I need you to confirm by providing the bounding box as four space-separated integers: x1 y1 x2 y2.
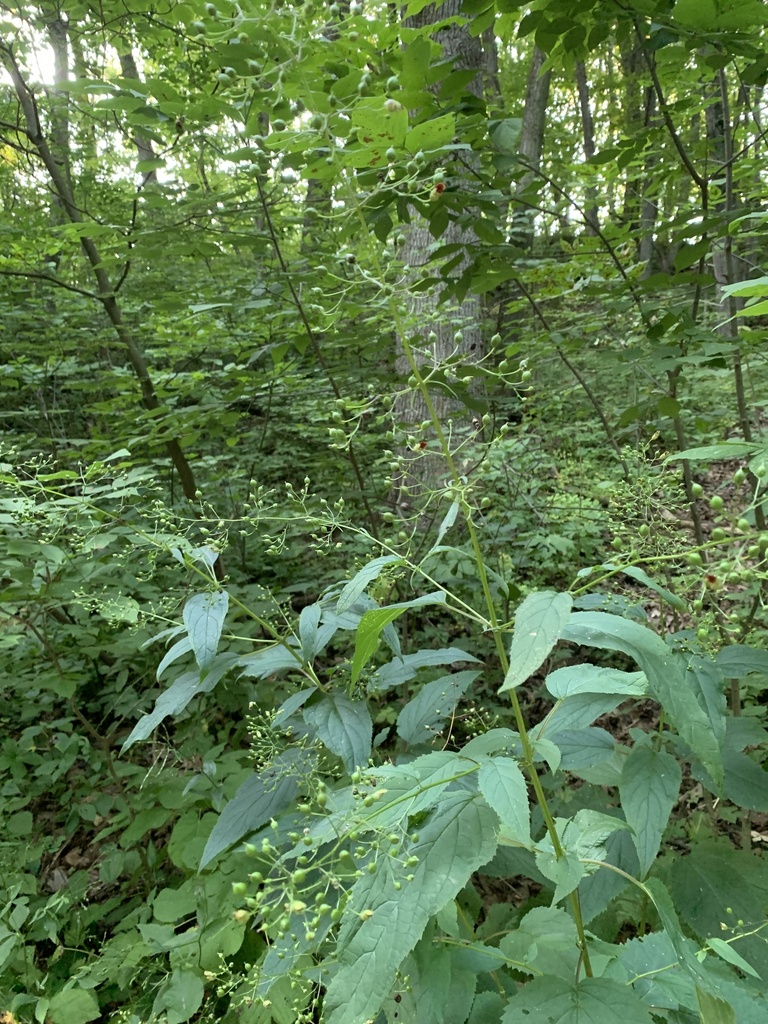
0 267 99 300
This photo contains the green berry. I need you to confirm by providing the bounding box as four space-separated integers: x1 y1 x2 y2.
687 552 703 566
691 482 704 498
709 495 724 511
232 881 247 896
711 527 727 542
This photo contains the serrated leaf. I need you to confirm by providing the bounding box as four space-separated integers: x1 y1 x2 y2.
499 906 580 980
200 749 312 867
696 987 735 1024
397 670 479 746
561 612 723 788
351 592 447 683
154 967 205 1024
183 591 229 671
478 756 531 847
336 555 404 614
500 591 573 692
502 976 654 1023
668 842 768 980
620 746 681 877
303 694 372 771
48 989 100 1024
324 792 497 1024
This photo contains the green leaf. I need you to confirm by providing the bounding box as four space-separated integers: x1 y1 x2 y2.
706 937 760 979
669 841 768 979
607 930 697 1013
157 636 193 679
238 642 302 677
561 612 724 788
665 443 757 463
299 601 322 661
48 989 101 1024
502 976 654 1023
336 554 403 614
620 746 681 877
324 791 497 1024
500 591 573 692
716 644 768 678
200 749 312 867
303 693 372 771
397 670 479 746
370 647 481 692
153 967 205 1024
405 113 456 154
696 987 736 1024
535 811 628 903
500 906 579 980
545 664 647 699
478 755 531 847
183 591 229 671
619 566 686 611
351 592 447 683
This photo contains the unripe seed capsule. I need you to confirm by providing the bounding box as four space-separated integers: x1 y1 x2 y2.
691 483 704 498
709 495 724 511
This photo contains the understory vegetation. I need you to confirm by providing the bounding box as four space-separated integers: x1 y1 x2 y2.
1 0 768 1021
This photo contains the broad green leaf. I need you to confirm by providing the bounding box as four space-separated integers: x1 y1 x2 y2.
370 646 482 692
336 554 403 614
500 906 579 980
405 113 456 154
536 693 625 737
545 664 647 699
500 591 573 692
554 728 622 784
478 755 531 847
183 591 229 671
397 670 479 746
535 811 628 904
363 751 473 831
468 992 506 1024
696 988 736 1024
502 976 654 1023
620 746 681 877
607 930 697 1012
665 443 756 463
383 926 475 1024
461 728 519 758
324 792 497 1024
351 592 447 683
669 841 768 979
238 642 302 677
561 612 723 788
153 967 205 1024
303 694 372 771
200 749 313 867
272 687 317 729
716 645 768 678
48 989 100 1024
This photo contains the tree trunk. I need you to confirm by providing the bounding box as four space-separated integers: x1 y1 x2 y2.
392 0 486 510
